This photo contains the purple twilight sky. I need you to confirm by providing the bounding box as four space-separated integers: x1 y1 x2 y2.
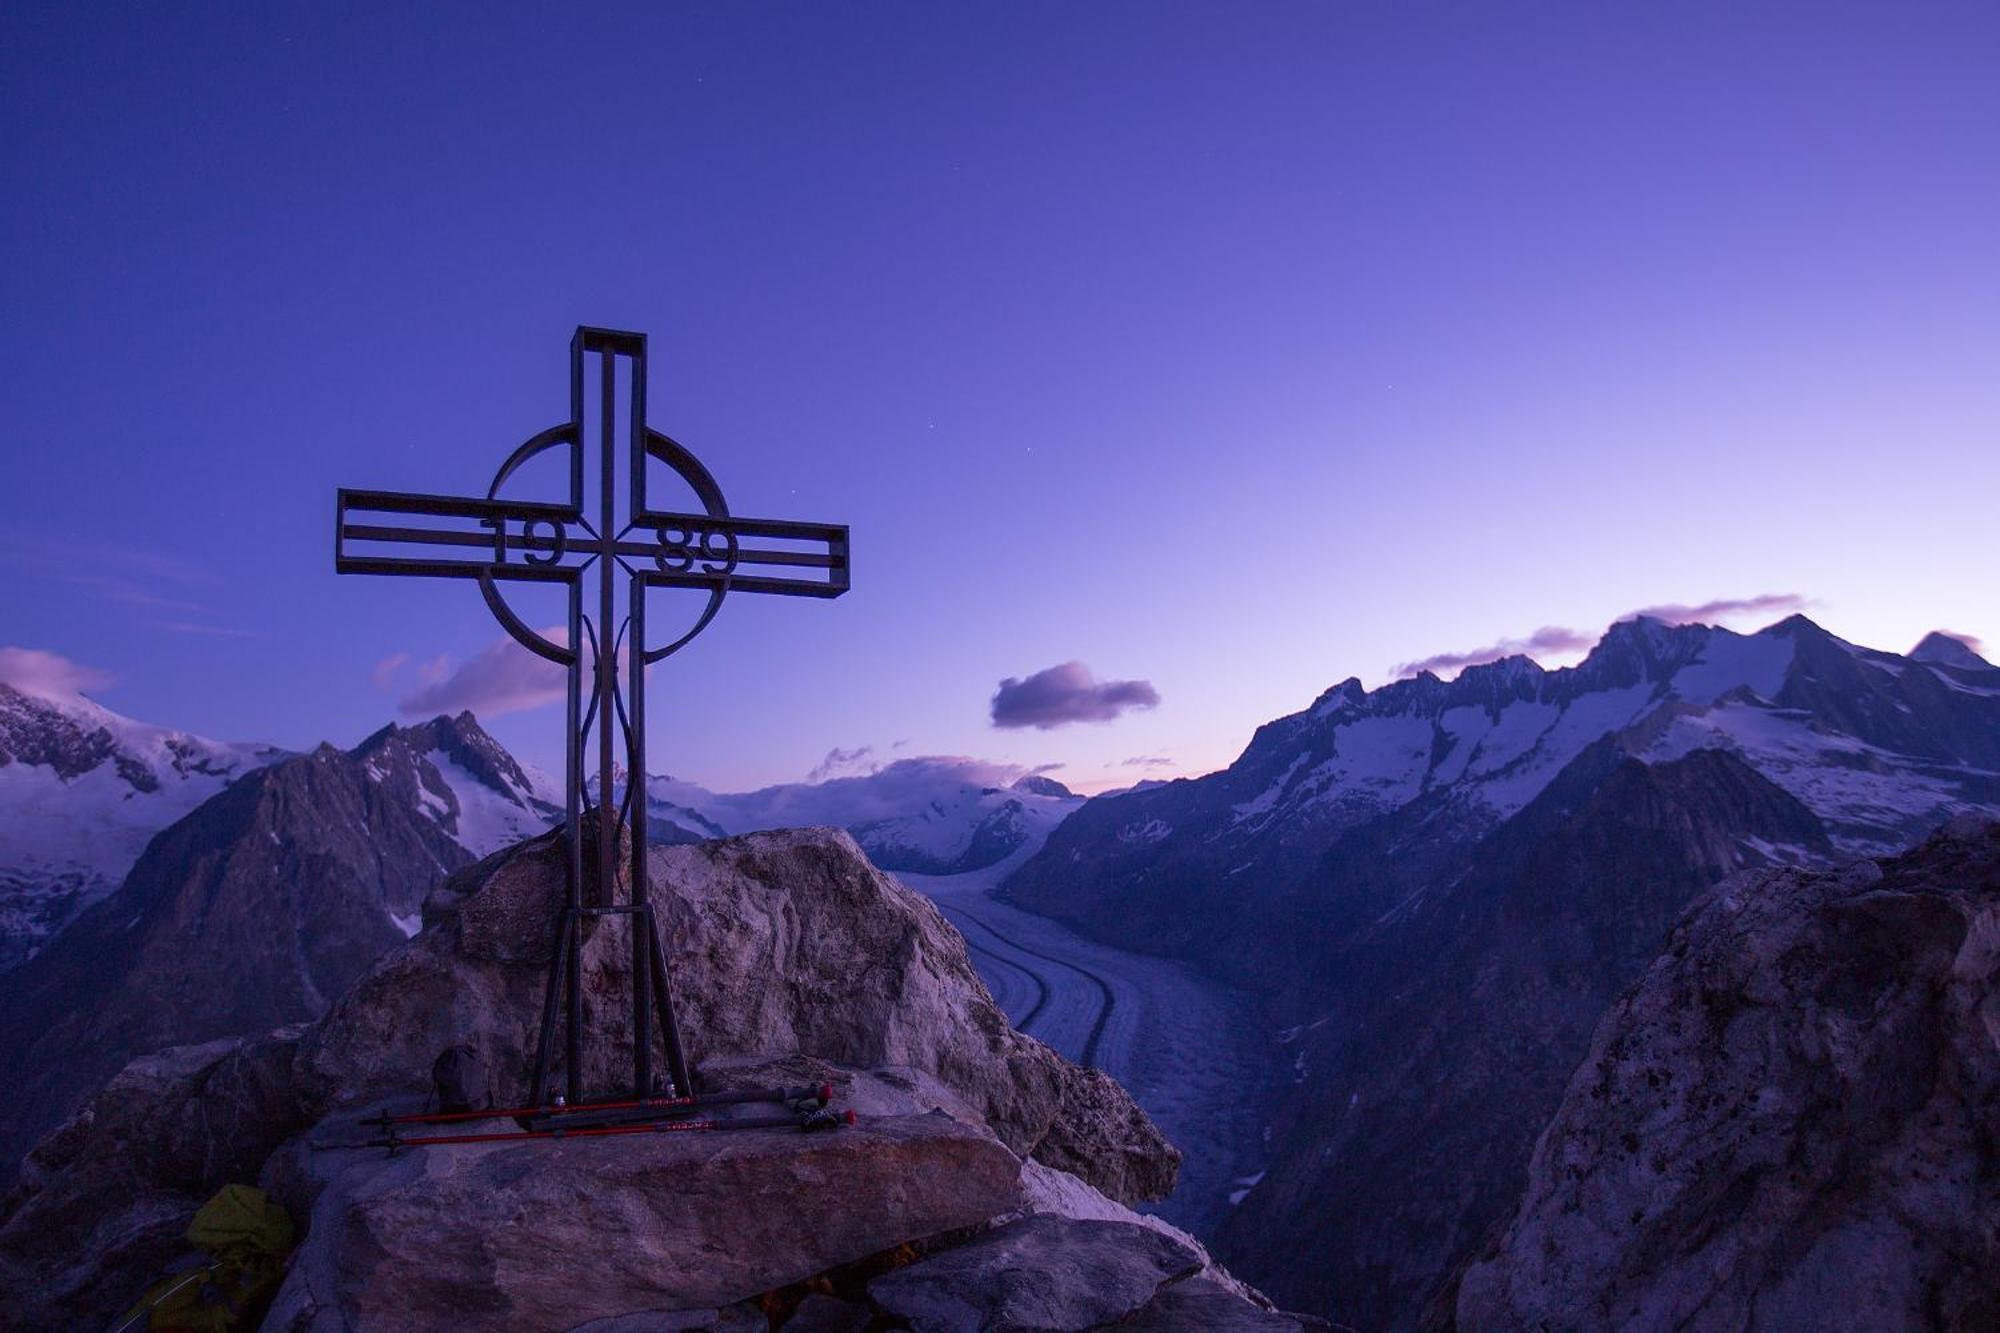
3 3 1996 793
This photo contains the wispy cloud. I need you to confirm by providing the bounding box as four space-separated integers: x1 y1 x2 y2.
1391 593 1813 679
1121 755 1176 768
371 653 410 692
808 745 878 782
1625 593 1809 624
385 630 655 719
1394 626 1597 678
394 630 567 719
0 646 115 701
152 620 264 640
0 534 254 637
990 662 1161 731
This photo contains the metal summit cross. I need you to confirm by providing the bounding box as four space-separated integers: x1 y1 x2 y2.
335 326 849 1106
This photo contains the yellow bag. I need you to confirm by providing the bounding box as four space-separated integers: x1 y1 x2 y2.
112 1185 295 1332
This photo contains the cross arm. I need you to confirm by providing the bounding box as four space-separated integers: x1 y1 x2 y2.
617 513 850 599
336 488 584 582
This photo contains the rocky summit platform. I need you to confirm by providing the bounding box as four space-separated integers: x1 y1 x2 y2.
1 828 1321 1330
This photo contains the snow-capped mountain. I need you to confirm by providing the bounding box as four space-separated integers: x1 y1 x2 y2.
1002 615 2000 969
645 763 1082 876
0 709 557 1176
0 677 562 970
0 679 280 968
354 713 561 870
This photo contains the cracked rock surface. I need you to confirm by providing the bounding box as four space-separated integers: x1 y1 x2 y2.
1458 818 2000 1332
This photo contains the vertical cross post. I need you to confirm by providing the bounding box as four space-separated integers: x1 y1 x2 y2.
336 325 849 1107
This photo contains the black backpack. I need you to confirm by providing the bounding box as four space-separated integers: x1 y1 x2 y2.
431 1043 490 1114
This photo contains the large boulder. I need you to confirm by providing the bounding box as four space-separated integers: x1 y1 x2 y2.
266 1110 1021 1332
1457 818 2000 1331
294 827 1178 1202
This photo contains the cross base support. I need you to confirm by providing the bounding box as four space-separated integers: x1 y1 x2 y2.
528 879 693 1107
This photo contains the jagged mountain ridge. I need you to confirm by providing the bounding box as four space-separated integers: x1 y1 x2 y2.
646 762 1083 876
0 673 563 972
353 712 561 865
1001 615 2000 982
0 666 1079 974
0 679 279 968
0 711 552 1179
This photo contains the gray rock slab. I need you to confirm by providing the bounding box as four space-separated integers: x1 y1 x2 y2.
267 1110 1021 1333
869 1214 1201 1331
1110 1276 1332 1330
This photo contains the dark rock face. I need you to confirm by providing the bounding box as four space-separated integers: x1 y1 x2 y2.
1457 818 2000 1332
0 711 560 1182
1911 630 1991 670
0 1028 306 1327
0 681 126 779
0 734 472 1181
1215 746 1832 1328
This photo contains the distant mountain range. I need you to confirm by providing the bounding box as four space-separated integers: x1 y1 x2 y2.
0 712 536 1174
0 680 1079 975
1003 616 2000 980
645 765 1079 876
0 688 1077 1173
0 682 559 971
998 614 2000 1328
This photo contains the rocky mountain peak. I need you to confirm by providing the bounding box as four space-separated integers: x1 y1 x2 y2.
1575 615 1709 688
0 681 125 782
1013 773 1076 799
356 710 545 810
1758 609 1851 649
1434 652 1547 712
1760 609 1820 634
1911 629 1992 670
1309 676 1367 716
